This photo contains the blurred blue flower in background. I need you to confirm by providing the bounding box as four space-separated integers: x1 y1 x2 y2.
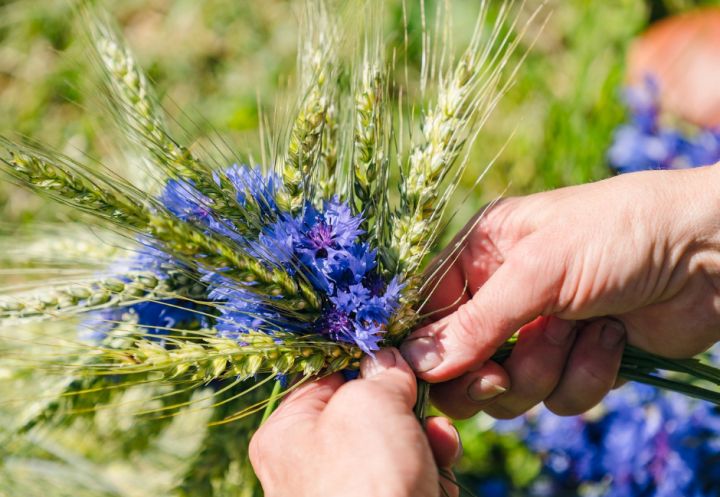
497 382 720 497
608 76 720 174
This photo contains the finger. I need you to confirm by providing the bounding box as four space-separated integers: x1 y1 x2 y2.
337 347 418 411
271 373 346 422
421 205 509 320
483 317 576 419
422 253 471 321
544 319 626 415
250 374 345 481
430 361 509 419
425 416 463 468
401 234 562 383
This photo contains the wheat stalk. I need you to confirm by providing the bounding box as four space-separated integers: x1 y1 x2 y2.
0 272 189 323
352 61 387 227
2 146 321 312
276 4 336 212
89 11 273 235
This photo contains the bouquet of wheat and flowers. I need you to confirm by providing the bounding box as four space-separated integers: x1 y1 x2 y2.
2 2 720 495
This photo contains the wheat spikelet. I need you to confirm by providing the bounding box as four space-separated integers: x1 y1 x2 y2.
276 5 336 212
0 272 189 324
390 2 528 277
352 61 387 226
5 147 152 227
2 145 321 312
88 10 273 234
105 333 360 383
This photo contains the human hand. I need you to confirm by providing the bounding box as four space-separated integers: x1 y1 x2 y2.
400 164 720 419
249 348 462 497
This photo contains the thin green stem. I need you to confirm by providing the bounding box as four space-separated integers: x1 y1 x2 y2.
414 379 431 422
260 379 284 425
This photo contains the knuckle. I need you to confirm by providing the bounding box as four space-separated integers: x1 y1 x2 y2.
511 238 546 273
510 239 563 313
442 404 481 420
575 360 614 390
451 302 485 349
430 384 484 420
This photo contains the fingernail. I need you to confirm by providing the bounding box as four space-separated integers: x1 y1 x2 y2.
400 336 442 373
545 319 574 345
361 348 397 378
600 322 626 350
467 377 507 402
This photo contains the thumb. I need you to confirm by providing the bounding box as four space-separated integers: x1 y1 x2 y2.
249 373 346 478
358 348 418 412
269 373 346 423
401 236 561 382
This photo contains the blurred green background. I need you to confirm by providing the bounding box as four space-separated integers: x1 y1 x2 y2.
1 0 719 495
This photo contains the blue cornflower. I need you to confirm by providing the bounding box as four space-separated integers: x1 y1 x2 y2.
608 75 720 173
294 198 368 291
221 164 278 213
80 299 207 342
238 196 401 352
88 167 402 354
123 299 208 337
607 125 681 173
160 179 214 222
502 381 720 497
624 75 660 133
161 165 281 244
159 178 244 244
82 244 210 342
297 199 364 256
162 175 401 353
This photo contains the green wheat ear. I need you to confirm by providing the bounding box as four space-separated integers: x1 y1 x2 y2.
391 1 531 278
109 333 361 383
277 3 338 213
0 272 199 325
352 61 389 235
85 6 273 235
2 144 322 313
